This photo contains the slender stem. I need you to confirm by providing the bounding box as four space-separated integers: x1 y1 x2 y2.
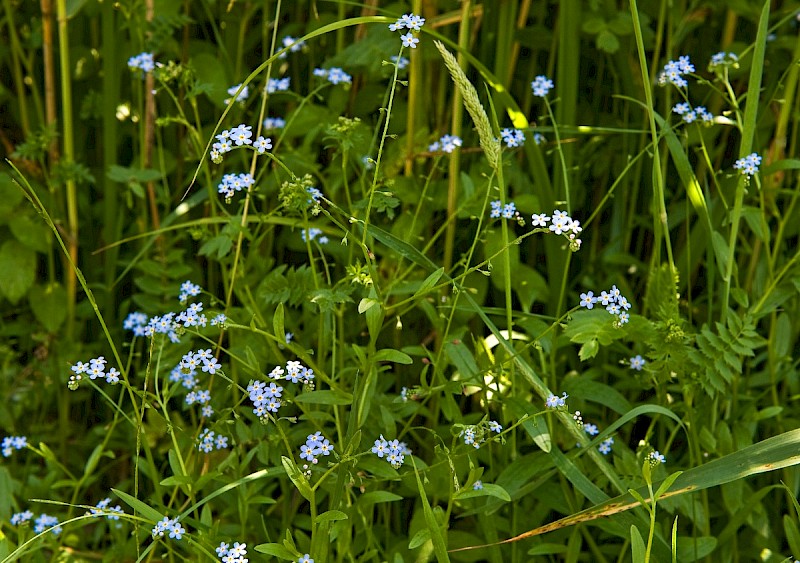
56 0 79 340
443 0 470 273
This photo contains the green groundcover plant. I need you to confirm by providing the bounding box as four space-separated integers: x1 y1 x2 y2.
2 0 800 561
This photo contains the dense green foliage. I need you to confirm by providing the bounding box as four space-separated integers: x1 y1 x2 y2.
2 0 800 561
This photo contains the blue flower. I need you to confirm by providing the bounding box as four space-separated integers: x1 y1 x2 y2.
647 450 666 465
579 291 597 309
733 152 761 178
488 420 502 433
0 436 28 457
531 75 554 97
389 13 425 31
217 541 248 561
89 498 123 520
629 355 646 370
254 136 272 153
545 392 568 409
500 128 525 148
314 67 352 85
598 437 614 455
391 55 409 70
298 555 314 563
225 83 249 104
473 480 483 490
266 77 290 93
33 513 61 535
401 32 419 48
263 116 286 130
584 423 599 436
11 510 33 525
658 56 693 88
279 35 306 58
210 313 227 327
128 52 155 72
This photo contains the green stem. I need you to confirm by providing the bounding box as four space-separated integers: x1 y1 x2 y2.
56 0 79 342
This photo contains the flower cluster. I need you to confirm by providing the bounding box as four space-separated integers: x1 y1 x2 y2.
12 512 61 534
302 227 329 244
391 55 409 70
530 209 583 251
266 77 291 93
179 280 202 303
197 428 229 453
313 67 352 85
646 450 666 466
531 75 554 97
489 200 520 220
388 13 425 49
210 123 272 163
658 55 694 88
708 51 738 71
733 152 761 178
1 435 27 457
225 83 249 104
672 102 713 124
429 134 462 154
69 356 121 390
263 116 286 130
123 282 222 343
217 541 248 562
11 510 33 526
217 172 256 201
371 435 412 468
458 420 502 449
578 284 632 325
630 355 646 371
247 380 284 419
128 52 155 73
500 128 525 148
88 498 124 520
34 513 62 535
598 436 614 455
299 432 334 465
279 35 306 58
545 392 568 408
270 360 316 385
152 516 185 540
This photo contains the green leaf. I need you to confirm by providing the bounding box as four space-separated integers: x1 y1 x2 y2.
281 456 314 502
373 348 413 364
453 483 511 502
0 172 24 220
160 475 194 486
9 213 50 252
293 390 354 405
253 542 297 559
444 340 479 380
273 303 285 340
356 491 403 508
0 240 36 304
596 29 620 53
28 283 68 332
414 267 444 297
711 231 731 280
675 537 717 561
112 488 163 522
410 458 450 563
107 164 163 184
630 525 646 563
564 309 621 346
315 510 348 524
409 528 431 550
